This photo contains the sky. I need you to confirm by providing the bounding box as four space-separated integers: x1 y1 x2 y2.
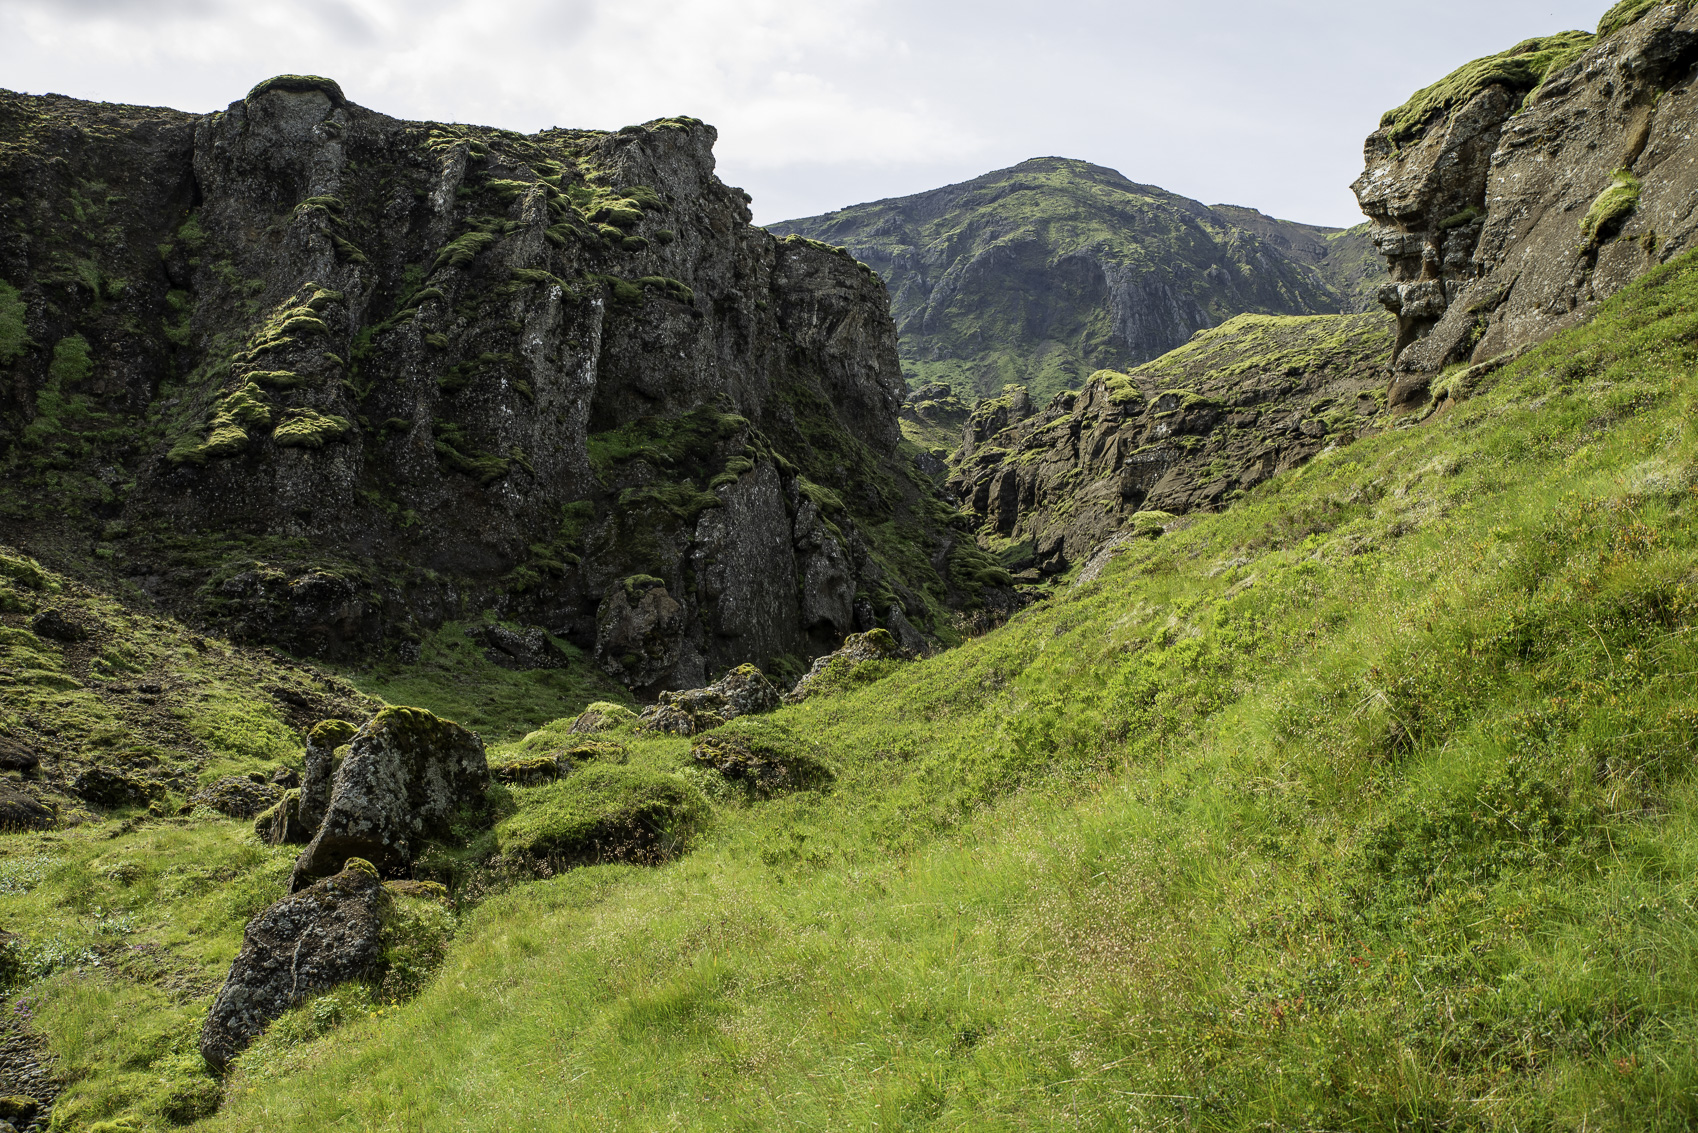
0 0 1608 228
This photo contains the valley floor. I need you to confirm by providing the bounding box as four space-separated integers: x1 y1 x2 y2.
9 250 1698 1130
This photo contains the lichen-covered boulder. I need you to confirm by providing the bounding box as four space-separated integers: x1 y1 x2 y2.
782 628 908 705
567 701 638 735
288 707 488 891
297 718 357 835
636 663 782 737
691 723 834 795
190 775 281 819
595 577 688 688
199 860 387 1072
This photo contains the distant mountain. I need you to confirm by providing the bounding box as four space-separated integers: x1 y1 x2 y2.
769 158 1379 404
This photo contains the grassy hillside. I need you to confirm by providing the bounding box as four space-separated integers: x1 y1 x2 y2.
8 247 1698 1130
770 159 1364 405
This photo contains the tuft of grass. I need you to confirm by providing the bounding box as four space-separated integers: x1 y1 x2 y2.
1581 168 1642 246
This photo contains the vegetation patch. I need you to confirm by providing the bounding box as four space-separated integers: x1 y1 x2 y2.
272 409 351 449
494 765 708 864
1581 168 1642 246
1378 31 1594 145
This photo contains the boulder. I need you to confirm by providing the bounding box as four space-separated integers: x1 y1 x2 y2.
28 608 86 643
189 775 281 819
492 738 623 786
0 785 52 833
567 701 638 735
0 738 39 774
636 664 782 737
783 628 908 705
298 718 357 835
70 767 159 807
288 707 489 891
466 623 566 670
199 860 388 1072
691 726 834 795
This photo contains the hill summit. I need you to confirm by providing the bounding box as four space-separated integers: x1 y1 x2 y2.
770 157 1379 403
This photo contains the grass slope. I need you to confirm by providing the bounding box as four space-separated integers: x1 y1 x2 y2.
179 249 1698 1131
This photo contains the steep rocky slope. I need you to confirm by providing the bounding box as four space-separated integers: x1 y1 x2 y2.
0 79 1005 694
769 158 1376 404
949 311 1393 574
1356 3 1698 405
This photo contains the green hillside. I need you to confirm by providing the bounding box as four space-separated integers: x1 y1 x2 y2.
13 242 1698 1131
770 159 1374 404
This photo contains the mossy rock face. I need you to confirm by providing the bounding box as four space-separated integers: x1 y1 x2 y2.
309 719 359 748
495 765 707 864
290 707 489 889
254 787 309 844
691 722 834 795
492 755 566 787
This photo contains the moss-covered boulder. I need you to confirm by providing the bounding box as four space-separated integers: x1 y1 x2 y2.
0 1096 39 1124
190 775 282 819
200 860 387 1072
495 765 707 865
298 718 358 836
782 629 907 705
637 663 782 737
567 701 639 735
289 707 489 891
691 720 834 795
70 766 160 808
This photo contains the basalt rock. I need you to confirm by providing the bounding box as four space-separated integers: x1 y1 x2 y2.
199 860 388 1072
949 312 1394 569
71 766 160 808
0 82 974 687
0 785 52 831
297 718 357 835
1355 8 1698 401
636 663 782 737
289 706 488 891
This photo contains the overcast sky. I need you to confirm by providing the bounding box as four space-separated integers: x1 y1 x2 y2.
0 0 1605 228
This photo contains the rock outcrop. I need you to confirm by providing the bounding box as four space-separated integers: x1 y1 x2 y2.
289 706 488 891
949 312 1394 572
199 860 387 1072
0 79 981 692
770 158 1375 405
783 628 910 705
636 663 782 737
1355 8 1698 404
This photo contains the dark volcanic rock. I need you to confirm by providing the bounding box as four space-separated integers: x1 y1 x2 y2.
297 718 357 835
0 785 52 831
289 706 488 890
70 766 159 808
0 739 37 774
0 82 972 686
1356 10 1698 396
200 860 387 1072
25 610 83 643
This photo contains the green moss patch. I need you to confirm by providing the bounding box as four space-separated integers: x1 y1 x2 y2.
1581 169 1642 246
272 409 351 449
0 281 31 365
1379 31 1594 145
494 765 707 864
1598 0 1693 36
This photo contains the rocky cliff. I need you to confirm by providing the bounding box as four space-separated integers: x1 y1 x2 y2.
768 158 1376 405
948 311 1393 575
1356 3 1698 406
0 79 1005 692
